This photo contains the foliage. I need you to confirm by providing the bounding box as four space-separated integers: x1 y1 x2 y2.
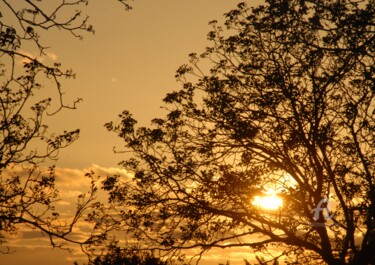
102 0 374 264
88 246 168 265
0 0 132 253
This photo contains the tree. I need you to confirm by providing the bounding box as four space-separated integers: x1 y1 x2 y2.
0 0 132 253
89 246 168 265
102 0 374 264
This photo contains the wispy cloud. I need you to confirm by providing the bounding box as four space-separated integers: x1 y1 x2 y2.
16 50 59 64
47 52 58 61
2 164 131 247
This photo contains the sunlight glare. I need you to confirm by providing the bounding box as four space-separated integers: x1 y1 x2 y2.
252 188 283 210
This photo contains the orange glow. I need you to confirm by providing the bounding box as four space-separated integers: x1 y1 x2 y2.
252 188 283 210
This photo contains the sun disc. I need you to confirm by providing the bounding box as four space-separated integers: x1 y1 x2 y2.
252 190 283 210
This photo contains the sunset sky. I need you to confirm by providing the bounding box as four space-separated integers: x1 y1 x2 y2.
2 1 266 265
46 0 260 169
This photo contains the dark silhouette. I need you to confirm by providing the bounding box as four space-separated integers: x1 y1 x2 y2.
88 247 168 265
101 0 374 264
0 0 132 254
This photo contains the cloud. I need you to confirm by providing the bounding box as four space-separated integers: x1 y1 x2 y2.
54 164 132 187
54 167 91 188
3 164 269 265
18 230 47 240
16 49 36 64
183 247 261 265
0 245 86 265
47 52 58 61
16 49 59 65
1 164 132 254
90 163 133 178
56 200 71 206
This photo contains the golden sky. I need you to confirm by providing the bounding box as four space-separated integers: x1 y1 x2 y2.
45 0 257 169
1 1 267 264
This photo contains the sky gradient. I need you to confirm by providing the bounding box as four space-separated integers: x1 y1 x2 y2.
46 0 256 169
1 1 267 264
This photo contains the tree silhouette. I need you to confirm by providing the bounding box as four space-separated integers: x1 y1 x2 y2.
0 0 132 254
102 0 374 264
88 246 168 265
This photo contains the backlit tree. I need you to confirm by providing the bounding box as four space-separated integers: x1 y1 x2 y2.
103 0 374 264
90 245 168 265
0 0 132 253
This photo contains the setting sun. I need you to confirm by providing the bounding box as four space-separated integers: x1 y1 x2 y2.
252 188 283 210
